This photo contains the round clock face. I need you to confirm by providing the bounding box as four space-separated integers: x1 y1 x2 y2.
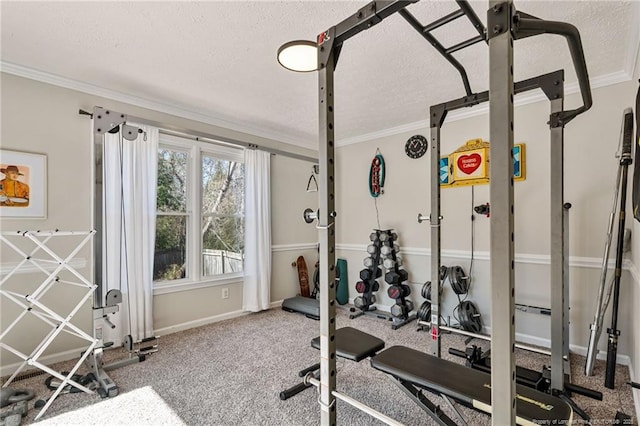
405 135 428 159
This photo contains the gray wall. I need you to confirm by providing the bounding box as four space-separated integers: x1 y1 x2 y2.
335 79 639 361
0 73 317 373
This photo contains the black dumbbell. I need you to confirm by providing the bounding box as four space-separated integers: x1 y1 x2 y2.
388 285 401 300
360 268 382 281
385 269 409 285
404 299 414 313
354 296 367 309
387 285 410 300
355 281 370 294
390 303 407 318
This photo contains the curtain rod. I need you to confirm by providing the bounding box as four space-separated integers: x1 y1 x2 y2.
79 108 318 164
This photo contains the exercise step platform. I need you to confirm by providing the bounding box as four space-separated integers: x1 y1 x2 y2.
281 296 320 320
280 327 384 400
371 346 573 425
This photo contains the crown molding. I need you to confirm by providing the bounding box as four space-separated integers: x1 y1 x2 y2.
336 69 634 148
0 61 317 150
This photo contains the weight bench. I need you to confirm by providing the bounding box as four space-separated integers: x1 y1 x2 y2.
371 345 573 426
280 327 385 400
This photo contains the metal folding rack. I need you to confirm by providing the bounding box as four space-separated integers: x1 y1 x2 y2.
0 230 97 420
311 0 592 424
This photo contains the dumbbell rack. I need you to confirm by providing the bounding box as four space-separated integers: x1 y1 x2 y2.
350 230 416 329
0 230 98 421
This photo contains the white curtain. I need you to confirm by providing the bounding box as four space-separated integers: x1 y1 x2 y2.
103 123 158 345
243 149 271 312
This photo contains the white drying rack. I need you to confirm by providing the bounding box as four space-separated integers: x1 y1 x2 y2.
0 230 97 420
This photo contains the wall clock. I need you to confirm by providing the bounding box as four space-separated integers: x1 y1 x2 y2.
405 135 428 159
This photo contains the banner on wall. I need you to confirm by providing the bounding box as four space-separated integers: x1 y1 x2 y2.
440 138 526 188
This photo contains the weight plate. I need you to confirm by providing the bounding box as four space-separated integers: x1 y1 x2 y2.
417 301 431 321
458 301 482 333
421 282 431 300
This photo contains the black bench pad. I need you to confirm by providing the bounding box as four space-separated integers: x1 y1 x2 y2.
371 346 573 425
311 327 385 362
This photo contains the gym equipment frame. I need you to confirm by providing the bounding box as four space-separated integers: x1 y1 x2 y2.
305 0 592 424
0 230 97 420
87 105 317 398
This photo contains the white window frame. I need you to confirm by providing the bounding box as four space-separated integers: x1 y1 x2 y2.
154 133 244 295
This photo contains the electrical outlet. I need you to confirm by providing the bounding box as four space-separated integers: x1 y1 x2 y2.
221 287 229 299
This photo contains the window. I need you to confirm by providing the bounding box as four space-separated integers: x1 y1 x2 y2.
154 134 244 288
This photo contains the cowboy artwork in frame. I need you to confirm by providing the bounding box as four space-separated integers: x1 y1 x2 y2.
0 150 47 219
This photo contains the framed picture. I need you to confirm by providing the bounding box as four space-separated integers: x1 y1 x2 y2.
0 150 47 219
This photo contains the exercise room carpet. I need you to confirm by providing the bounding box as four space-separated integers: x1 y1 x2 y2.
3 307 636 425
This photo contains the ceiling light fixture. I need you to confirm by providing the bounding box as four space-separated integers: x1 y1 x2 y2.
277 40 317 72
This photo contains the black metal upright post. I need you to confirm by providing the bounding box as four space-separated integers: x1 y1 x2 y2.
487 1 516 424
317 28 338 425
429 106 445 357
550 91 566 392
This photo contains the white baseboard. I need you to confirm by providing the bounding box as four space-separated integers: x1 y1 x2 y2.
482 325 631 366
0 347 87 378
154 300 284 336
153 310 247 336
347 298 632 365
629 362 640 420
2 302 287 378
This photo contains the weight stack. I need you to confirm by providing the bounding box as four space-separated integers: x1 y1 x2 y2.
380 230 413 320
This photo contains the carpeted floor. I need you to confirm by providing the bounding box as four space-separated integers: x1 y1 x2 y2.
2 307 636 425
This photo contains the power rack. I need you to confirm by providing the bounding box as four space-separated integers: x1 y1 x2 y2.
307 1 592 425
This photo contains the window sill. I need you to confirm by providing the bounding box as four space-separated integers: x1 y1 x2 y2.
153 273 244 296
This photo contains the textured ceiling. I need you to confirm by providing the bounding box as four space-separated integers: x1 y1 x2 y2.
1 1 638 149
